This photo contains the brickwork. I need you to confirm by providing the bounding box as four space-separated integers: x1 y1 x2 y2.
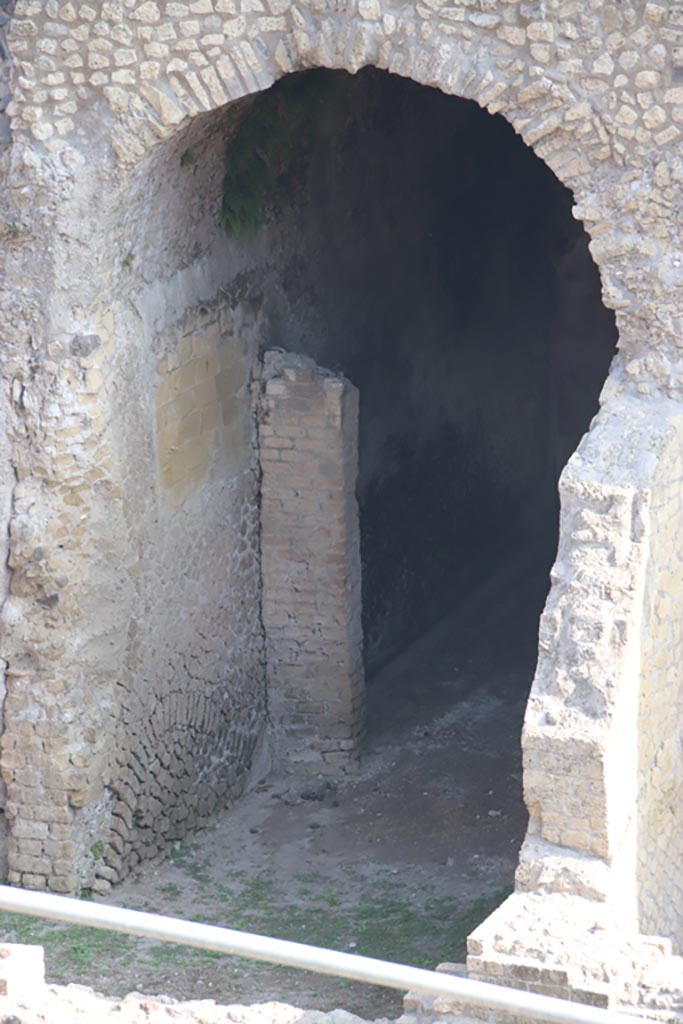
1 313 125 895
0 0 683 1016
1 294 266 895
259 351 364 775
459 890 683 1021
98 299 266 889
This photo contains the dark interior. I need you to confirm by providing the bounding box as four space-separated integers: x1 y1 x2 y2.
226 66 618 675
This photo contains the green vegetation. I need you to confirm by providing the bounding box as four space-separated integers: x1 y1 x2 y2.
157 882 181 898
0 913 136 982
1 221 27 241
220 70 334 235
169 839 210 884
0 839 510 1016
206 869 509 968
168 839 191 865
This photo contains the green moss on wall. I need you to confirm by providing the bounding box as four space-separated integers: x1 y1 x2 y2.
221 70 335 235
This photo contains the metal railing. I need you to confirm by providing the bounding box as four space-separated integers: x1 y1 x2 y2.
0 885 644 1024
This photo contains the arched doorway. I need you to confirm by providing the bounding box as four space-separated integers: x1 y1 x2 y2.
6 0 682 1012
251 67 616 787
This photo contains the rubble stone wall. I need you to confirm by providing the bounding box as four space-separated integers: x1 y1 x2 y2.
4 0 683 387
0 1 11 149
1 0 683 1014
0 57 272 891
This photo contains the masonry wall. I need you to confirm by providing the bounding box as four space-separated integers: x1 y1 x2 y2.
0 81 277 891
637 416 683 952
0 0 10 149
259 351 364 775
467 398 683 1017
97 298 265 885
2 12 683 1016
115 68 614 799
520 396 658 913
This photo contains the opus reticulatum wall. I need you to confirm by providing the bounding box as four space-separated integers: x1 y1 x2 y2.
1 0 683 1015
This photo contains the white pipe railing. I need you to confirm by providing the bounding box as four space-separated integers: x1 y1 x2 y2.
0 885 644 1024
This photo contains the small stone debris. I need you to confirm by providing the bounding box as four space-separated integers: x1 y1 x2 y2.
1 987 393 1024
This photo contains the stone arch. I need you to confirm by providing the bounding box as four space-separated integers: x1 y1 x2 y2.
92 34 622 868
7 0 674 359
98 11 642 358
2 0 683 1013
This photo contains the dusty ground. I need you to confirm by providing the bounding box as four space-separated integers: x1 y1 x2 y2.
0 557 547 1019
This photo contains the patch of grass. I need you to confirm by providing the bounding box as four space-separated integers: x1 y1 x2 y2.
0 912 136 982
235 874 275 908
157 882 181 898
168 840 211 883
1 221 27 241
169 840 189 864
294 872 323 884
452 887 512 953
0 862 511 1017
197 866 510 970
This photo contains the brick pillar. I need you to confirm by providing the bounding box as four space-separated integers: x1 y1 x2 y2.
258 350 364 775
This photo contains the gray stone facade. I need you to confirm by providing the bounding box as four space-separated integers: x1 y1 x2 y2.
1 0 683 1017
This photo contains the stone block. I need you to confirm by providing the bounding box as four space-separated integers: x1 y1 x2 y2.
0 944 45 1000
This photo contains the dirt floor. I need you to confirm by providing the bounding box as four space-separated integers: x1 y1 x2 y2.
0 557 548 1019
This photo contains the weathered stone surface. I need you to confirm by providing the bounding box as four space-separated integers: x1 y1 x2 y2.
1 1 683 1019
0 952 390 1024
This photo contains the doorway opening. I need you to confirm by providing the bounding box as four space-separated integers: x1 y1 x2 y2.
93 57 618 916
252 66 617 782
69 64 620 1009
